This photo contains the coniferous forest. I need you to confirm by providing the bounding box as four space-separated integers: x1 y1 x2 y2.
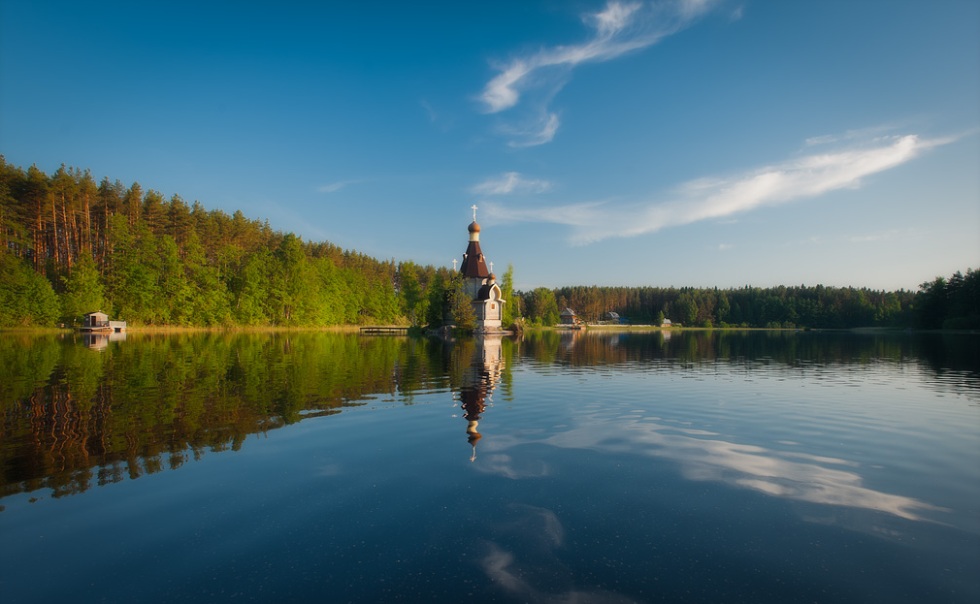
0 158 977 330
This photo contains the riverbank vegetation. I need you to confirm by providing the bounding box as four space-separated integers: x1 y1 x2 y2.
1 158 976 330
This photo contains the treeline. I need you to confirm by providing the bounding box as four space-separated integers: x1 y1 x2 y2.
519 284 917 329
0 157 462 327
518 271 977 329
0 157 975 330
914 270 980 330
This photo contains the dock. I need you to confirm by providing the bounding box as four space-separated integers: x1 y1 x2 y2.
359 326 410 335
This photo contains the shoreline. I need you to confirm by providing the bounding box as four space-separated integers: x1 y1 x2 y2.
1 325 977 336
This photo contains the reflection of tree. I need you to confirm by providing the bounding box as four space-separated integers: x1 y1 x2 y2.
0 333 452 500
519 330 980 386
1 330 973 502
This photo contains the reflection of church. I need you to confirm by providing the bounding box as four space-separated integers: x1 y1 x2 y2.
455 335 505 461
459 206 505 332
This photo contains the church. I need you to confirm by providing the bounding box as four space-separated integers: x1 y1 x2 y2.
458 207 505 332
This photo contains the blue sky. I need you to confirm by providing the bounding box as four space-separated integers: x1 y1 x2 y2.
2 0 977 291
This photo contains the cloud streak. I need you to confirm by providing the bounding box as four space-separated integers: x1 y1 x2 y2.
479 0 719 146
485 133 951 244
470 172 553 195
316 180 360 194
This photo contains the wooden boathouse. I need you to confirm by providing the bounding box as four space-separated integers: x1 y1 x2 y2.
80 311 127 333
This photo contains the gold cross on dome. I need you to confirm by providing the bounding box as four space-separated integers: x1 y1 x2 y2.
471 204 478 221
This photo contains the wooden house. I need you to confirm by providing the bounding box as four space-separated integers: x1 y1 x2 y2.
81 311 126 333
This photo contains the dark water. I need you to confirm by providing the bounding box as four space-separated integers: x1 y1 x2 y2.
1 330 978 603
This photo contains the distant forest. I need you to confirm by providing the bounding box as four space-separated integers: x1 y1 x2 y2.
1 157 977 330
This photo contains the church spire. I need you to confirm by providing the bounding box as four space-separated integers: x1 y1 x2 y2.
461 207 489 278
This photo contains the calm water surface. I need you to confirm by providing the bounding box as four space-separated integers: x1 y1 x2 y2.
1 330 978 603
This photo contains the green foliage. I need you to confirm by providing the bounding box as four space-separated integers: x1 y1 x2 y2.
397 261 428 327
60 253 105 324
425 272 448 328
448 274 477 331
0 250 59 326
540 283 923 329
500 264 518 325
525 287 559 326
0 159 442 328
916 269 980 330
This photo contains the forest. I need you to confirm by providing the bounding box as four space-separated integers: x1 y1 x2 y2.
1 157 977 330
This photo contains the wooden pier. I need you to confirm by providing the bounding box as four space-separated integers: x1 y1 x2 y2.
359 326 410 335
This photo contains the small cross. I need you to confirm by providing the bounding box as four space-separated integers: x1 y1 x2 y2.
471 204 478 221
452 258 458 271
489 261 494 273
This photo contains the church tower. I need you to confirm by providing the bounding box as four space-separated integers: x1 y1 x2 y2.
459 206 504 331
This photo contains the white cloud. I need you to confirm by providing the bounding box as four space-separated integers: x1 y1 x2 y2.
804 124 899 147
847 228 918 243
485 133 952 244
507 112 560 148
478 0 719 145
316 180 359 194
471 172 553 196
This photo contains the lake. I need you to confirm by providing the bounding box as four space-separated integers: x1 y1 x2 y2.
1 330 978 603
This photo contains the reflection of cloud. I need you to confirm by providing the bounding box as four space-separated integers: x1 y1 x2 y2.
545 416 944 521
485 133 952 244
315 463 342 476
481 504 637 604
475 453 551 479
481 544 637 604
506 504 564 547
479 0 719 146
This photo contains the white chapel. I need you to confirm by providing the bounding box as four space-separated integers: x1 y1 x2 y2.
458 206 505 331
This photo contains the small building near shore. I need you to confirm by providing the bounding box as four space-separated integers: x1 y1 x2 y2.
81 311 126 333
560 308 580 325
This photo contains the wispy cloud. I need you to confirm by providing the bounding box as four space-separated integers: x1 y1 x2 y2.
847 228 919 243
805 125 900 147
485 133 952 244
419 99 438 123
471 172 553 195
507 113 560 148
479 0 720 146
316 180 359 194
